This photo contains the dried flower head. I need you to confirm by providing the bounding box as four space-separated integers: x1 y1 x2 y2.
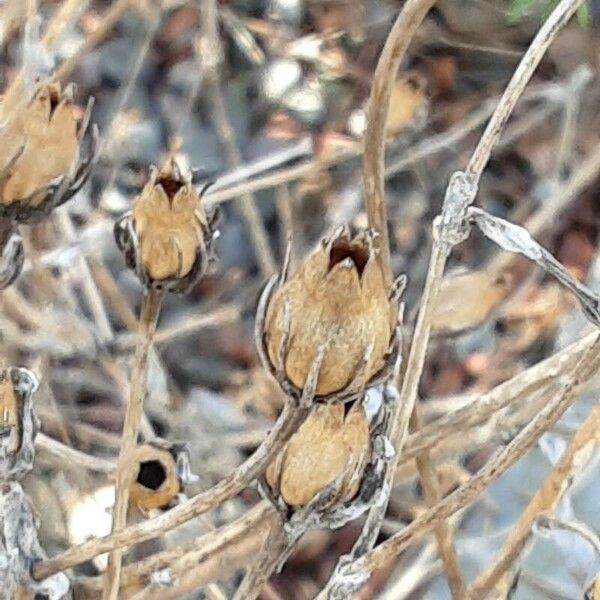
261 227 397 398
0 81 98 223
129 441 193 511
265 401 370 507
0 367 38 480
114 159 218 293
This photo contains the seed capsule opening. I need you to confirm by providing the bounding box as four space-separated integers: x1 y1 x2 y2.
156 175 184 200
328 237 369 276
136 459 167 491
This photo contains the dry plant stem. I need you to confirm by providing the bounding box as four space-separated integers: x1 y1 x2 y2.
202 0 276 277
488 137 600 277
36 432 114 474
78 501 276 596
362 0 437 288
393 0 586 516
42 0 83 47
52 0 134 82
402 329 596 462
466 0 586 180
56 210 113 343
343 336 600 580
33 401 310 580
102 289 164 600
410 409 466 599
2 0 133 111
90 259 139 331
361 5 466 595
232 513 287 600
467 397 600 599
535 514 600 556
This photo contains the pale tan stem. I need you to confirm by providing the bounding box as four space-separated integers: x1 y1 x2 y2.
361 1 465 596
467 398 600 599
394 0 586 529
465 0 586 182
411 409 467 599
102 289 164 600
201 0 276 277
3 0 134 112
52 0 134 83
76 501 277 598
362 0 437 288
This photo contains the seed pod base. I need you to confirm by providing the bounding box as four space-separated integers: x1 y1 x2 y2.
265 401 371 509
0 84 98 224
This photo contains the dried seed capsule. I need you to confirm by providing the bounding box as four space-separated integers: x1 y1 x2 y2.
265 401 370 507
0 367 39 480
264 228 394 397
0 82 98 223
114 159 217 294
129 441 193 511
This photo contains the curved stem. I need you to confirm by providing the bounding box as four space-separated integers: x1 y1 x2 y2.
465 0 586 183
362 0 437 288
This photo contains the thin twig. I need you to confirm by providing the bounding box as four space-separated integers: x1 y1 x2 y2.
467 397 600 598
201 0 276 277
78 501 277 597
55 209 114 343
402 329 596 462
33 401 310 581
466 0 586 180
52 0 135 83
41 0 84 48
102 289 164 600
339 335 600 582
535 514 600 556
411 409 467 599
36 432 115 475
232 512 287 600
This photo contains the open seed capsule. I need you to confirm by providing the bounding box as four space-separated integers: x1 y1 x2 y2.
0 82 98 223
114 159 217 293
263 227 395 397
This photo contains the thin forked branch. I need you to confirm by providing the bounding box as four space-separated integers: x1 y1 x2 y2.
341 335 600 581
33 401 310 581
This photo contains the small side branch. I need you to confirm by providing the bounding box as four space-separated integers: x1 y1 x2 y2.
467 397 600 598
